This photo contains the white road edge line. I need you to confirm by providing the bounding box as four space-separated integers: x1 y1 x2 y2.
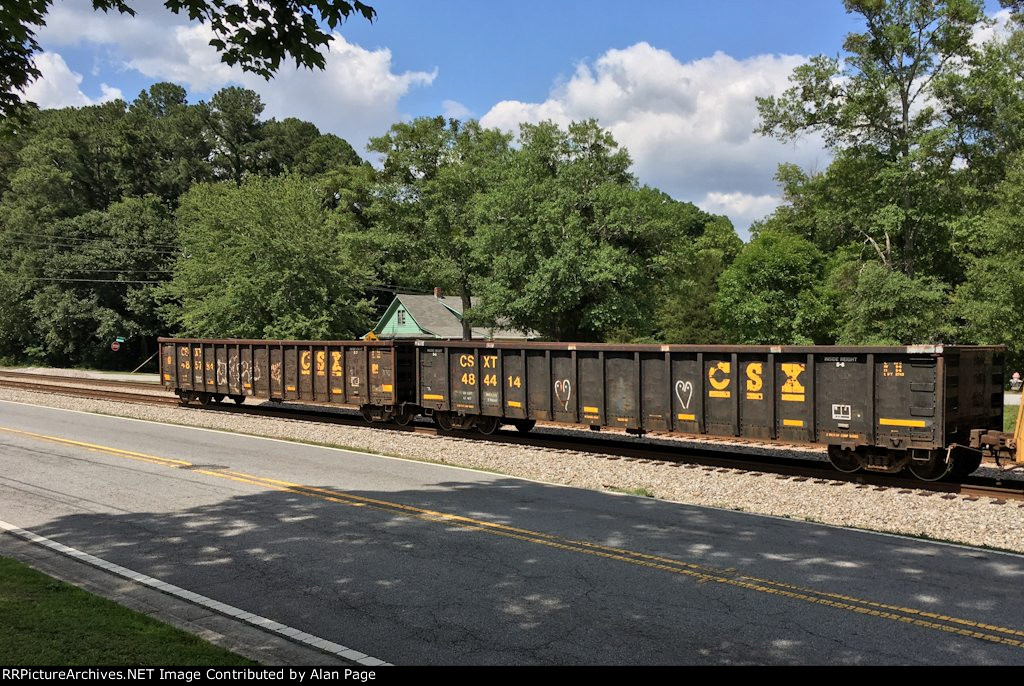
1 397 1022 560
0 519 392 667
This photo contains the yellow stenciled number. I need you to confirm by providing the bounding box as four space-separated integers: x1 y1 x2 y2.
461 373 476 385
507 375 521 388
483 373 498 387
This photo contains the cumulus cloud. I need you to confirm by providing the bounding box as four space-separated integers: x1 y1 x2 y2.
442 99 473 120
698 192 785 231
21 51 122 109
482 42 828 234
972 8 1014 46
37 0 435 146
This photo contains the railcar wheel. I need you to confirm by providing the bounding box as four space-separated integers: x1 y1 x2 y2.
476 416 500 435
360 406 375 423
907 453 953 481
393 409 415 426
232 395 246 405
511 420 536 434
177 392 192 406
212 394 225 404
827 445 861 473
434 412 455 431
197 393 214 406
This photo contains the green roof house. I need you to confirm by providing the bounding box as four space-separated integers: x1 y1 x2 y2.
373 289 535 340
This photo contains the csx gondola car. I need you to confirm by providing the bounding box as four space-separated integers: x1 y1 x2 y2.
159 338 1016 481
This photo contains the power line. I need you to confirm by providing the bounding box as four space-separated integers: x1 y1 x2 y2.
28 277 164 284
5 239 180 256
8 231 180 251
41 269 176 274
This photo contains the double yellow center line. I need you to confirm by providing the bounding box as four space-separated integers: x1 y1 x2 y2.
3 424 1022 650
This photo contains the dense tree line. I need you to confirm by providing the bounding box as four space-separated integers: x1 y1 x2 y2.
0 0 1022 372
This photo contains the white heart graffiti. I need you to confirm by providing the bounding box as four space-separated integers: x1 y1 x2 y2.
554 379 572 412
675 380 693 410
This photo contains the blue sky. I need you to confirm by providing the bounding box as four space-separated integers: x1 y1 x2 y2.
26 0 1009 233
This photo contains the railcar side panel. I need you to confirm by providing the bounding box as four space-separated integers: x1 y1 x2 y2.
704 353 735 436
605 352 638 430
502 351 527 419
419 346 448 411
527 351 550 421
739 354 771 439
577 351 603 425
775 354 812 443
815 352 871 448
641 352 670 431
670 353 701 434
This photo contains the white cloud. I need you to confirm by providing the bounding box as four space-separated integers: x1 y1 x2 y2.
972 8 1014 46
698 191 784 231
38 0 436 146
481 42 829 235
442 99 472 120
21 51 122 109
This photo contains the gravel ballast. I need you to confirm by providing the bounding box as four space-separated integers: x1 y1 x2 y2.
1 386 1022 554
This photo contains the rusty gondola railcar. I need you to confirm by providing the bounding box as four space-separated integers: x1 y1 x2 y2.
414 342 1008 480
158 337 417 422
160 337 1013 481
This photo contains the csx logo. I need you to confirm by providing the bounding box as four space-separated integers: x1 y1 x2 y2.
746 362 764 400
708 361 731 398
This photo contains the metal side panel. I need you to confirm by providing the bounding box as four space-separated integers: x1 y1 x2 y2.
577 350 603 426
418 346 448 411
502 351 526 418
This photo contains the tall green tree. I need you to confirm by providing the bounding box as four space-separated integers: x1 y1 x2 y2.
714 230 828 344
472 120 720 341
654 217 742 344
163 175 373 338
956 152 1024 369
116 83 213 204
368 117 512 339
25 196 176 366
756 0 987 278
206 87 266 184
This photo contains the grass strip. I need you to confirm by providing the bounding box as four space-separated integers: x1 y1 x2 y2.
0 556 255 666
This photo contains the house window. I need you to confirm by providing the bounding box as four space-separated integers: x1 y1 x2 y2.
397 310 406 325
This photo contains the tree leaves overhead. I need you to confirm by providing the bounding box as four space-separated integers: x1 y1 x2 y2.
1 0 375 119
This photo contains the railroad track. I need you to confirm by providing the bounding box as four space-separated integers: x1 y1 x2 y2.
2 370 1022 504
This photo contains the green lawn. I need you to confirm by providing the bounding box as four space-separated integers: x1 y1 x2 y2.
0 556 255 666
1007 405 1020 434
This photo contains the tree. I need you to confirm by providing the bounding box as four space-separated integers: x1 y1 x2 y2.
2 0 375 118
25 196 176 366
714 230 827 344
206 87 266 184
654 217 742 344
834 260 950 344
368 117 512 339
955 152 1024 369
162 175 374 338
472 120 718 342
116 83 213 204
756 0 987 278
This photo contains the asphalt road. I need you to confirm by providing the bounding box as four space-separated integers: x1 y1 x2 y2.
1 399 1023 665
